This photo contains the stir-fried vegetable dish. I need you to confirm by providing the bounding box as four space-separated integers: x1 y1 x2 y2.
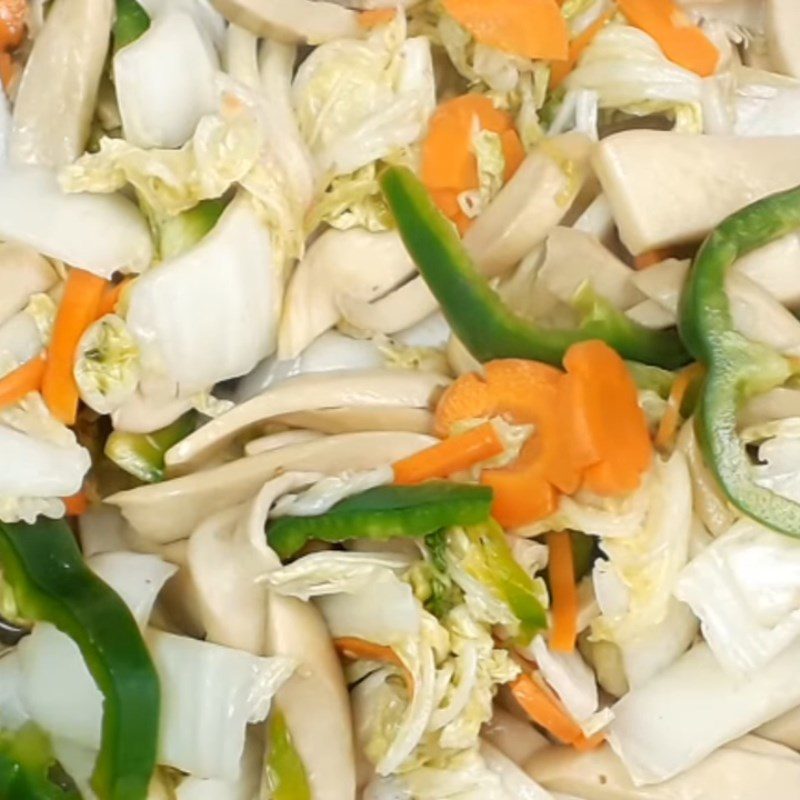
2 0 800 798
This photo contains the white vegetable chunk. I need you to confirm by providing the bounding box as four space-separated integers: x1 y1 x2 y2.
593 131 800 254
0 166 153 277
766 0 800 79
0 243 57 328
127 194 279 392
114 11 219 149
608 638 800 784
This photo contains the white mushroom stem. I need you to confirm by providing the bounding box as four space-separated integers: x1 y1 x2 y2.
594 131 800 255
107 431 437 542
10 0 113 167
210 0 361 44
165 369 448 472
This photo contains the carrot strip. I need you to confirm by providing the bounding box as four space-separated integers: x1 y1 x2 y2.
510 673 584 744
96 277 133 318
654 363 704 452
633 246 676 270
334 637 414 695
63 490 89 517
0 0 26 50
0 355 46 411
358 8 396 29
617 0 719 77
547 531 578 653
563 340 653 496
442 0 569 61
550 6 616 89
393 422 504 485
573 730 607 751
42 268 108 426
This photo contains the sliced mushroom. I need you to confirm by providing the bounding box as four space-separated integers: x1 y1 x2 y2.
527 737 800 800
273 406 435 435
536 227 644 311
482 707 550 766
766 0 800 79
210 0 360 44
111 390 194 435
107 431 437 542
593 131 800 255
740 387 800 428
0 243 57 328
165 370 448 473
735 232 800 310
10 0 113 167
462 133 594 277
279 229 419 359
186 472 357 800
245 429 326 457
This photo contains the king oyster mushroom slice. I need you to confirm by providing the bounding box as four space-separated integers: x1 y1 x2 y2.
279 229 420 359
759 705 800 751
187 471 357 800
593 131 800 256
462 132 594 278
10 0 113 167
273 407 434 435
106 430 437 543
210 0 360 44
526 738 800 800
766 0 800 79
165 369 448 473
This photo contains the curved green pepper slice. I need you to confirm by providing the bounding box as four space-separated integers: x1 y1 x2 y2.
267 482 494 560
380 166 689 370
0 519 160 800
679 185 800 536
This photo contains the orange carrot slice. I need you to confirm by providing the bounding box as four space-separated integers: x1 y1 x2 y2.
358 8 396 29
0 355 46 411
654 362 704 452
562 340 653 496
550 6 616 89
42 268 108 426
421 95 525 232
96 277 133 319
510 672 584 744
63 490 89 517
633 246 677 270
393 421 504 485
547 531 578 653
334 637 414 694
442 0 569 61
435 360 583 527
617 0 719 77
0 0 26 50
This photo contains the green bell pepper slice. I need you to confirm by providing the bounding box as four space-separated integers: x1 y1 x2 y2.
0 520 160 800
380 166 689 370
679 185 800 537
113 0 151 52
267 482 493 560
264 712 311 800
0 725 81 799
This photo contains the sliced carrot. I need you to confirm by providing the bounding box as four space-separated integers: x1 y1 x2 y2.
0 0 26 50
63 490 89 517
96 277 133 318
633 246 677 270
42 268 108 426
435 360 583 527
562 340 652 496
654 362 704 452
442 0 569 61
358 8 396 29
0 50 15 89
0 355 46 411
393 421 504 485
573 730 607 751
334 637 414 695
617 0 719 77
421 95 525 233
510 673 584 744
550 6 616 89
547 531 578 653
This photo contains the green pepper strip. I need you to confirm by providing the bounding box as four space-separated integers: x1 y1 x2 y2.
267 482 493 560
113 0 151 52
679 185 800 536
0 520 160 800
105 411 197 483
264 712 311 800
0 725 81 799
380 166 690 370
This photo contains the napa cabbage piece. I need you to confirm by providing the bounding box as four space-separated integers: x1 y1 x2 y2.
292 14 435 178
126 193 281 393
676 518 800 675
564 24 704 135
266 552 519 779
